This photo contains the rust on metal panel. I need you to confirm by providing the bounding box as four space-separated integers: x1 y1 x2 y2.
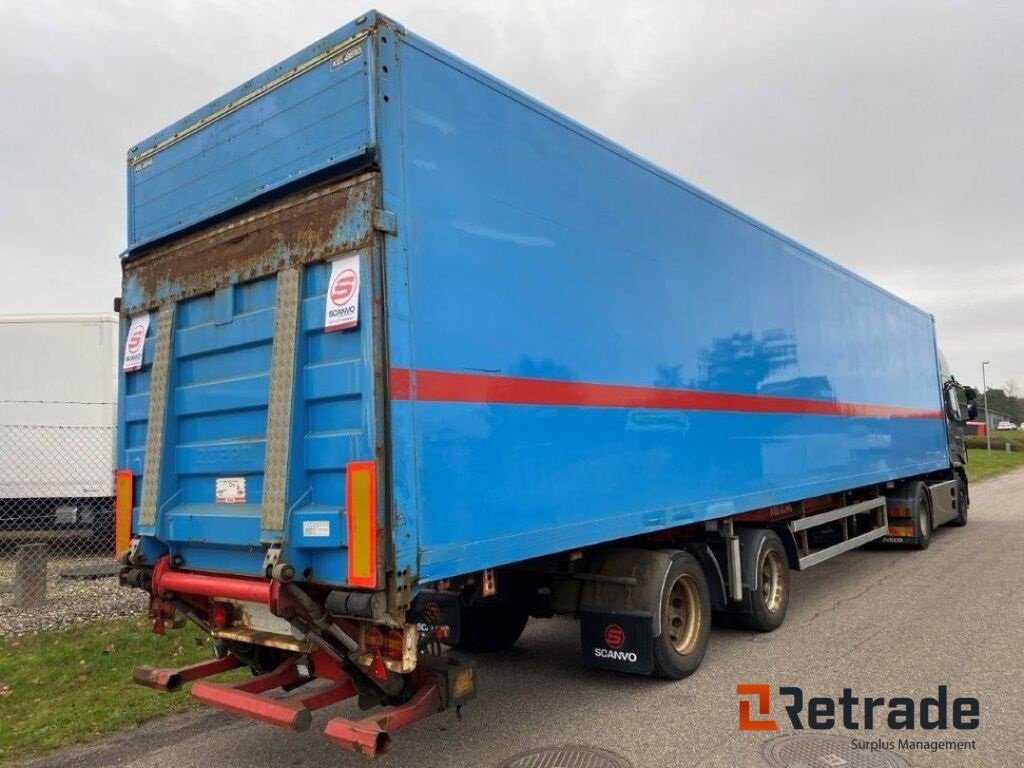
121 172 380 314
131 654 242 693
211 627 312 653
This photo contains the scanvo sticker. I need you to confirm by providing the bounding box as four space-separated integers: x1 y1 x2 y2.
215 477 247 504
122 313 150 372
324 254 360 332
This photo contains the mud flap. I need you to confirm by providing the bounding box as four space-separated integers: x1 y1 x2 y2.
882 490 921 546
411 590 463 646
579 608 654 675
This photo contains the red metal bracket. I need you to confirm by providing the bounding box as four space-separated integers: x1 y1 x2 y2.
151 555 274 604
133 648 464 757
324 680 445 758
132 654 241 692
192 661 357 732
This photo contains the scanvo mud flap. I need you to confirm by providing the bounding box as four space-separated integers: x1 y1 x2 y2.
579 607 654 675
411 590 463 646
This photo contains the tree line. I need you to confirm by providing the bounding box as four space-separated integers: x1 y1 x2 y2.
980 380 1024 423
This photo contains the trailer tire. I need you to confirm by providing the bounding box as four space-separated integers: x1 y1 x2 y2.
910 481 932 550
733 528 790 632
451 600 529 653
651 553 711 680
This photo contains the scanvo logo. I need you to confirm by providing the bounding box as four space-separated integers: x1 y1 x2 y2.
594 623 637 662
323 254 361 332
330 268 357 306
736 684 979 732
122 312 150 373
126 324 145 355
604 624 625 650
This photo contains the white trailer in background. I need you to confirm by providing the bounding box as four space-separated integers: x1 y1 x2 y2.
0 314 118 541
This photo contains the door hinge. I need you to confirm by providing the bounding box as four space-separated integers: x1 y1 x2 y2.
372 208 397 234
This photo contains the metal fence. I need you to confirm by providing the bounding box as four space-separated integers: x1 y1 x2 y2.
0 424 145 635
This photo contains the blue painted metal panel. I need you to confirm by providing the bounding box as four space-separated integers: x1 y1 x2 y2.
272 257 378 585
380 28 951 582
117 318 152 541
125 14 380 251
166 276 275 535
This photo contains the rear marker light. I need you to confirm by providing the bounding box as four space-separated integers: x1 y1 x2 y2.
383 629 404 661
364 625 384 653
114 469 134 556
211 603 232 629
345 461 378 589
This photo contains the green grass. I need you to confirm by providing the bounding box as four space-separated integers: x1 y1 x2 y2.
964 431 1024 452
966 446 1024 481
0 617 231 762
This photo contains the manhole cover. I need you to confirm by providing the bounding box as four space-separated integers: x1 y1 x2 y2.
498 745 632 768
762 734 909 768
60 563 120 580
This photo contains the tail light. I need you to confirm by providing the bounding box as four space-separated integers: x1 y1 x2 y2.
211 602 232 629
364 625 384 653
383 629 404 661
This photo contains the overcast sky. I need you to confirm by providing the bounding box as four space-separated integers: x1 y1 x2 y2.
0 0 1020 390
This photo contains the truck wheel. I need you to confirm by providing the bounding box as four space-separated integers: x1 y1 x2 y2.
734 528 790 632
451 600 529 653
910 481 932 550
652 553 711 680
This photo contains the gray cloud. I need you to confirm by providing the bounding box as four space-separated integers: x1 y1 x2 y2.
0 0 1020 388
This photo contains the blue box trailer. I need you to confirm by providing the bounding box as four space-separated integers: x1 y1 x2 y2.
117 10 977 756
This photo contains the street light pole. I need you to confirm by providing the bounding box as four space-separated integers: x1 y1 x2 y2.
982 360 991 454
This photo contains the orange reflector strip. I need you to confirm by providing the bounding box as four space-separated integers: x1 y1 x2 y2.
888 525 915 538
114 469 134 556
345 461 378 589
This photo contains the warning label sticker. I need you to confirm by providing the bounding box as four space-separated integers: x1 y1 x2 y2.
215 477 247 504
303 520 331 538
323 254 360 332
122 313 150 372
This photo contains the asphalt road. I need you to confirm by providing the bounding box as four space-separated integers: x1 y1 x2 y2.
28 469 1024 768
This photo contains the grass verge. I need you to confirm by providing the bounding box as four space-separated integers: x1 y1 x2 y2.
964 432 1024 452
966 447 1024 481
0 617 228 762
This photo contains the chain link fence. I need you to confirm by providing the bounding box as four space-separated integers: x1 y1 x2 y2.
0 424 146 636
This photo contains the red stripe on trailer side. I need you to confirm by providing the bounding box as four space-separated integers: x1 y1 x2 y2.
389 367 412 400
389 368 943 420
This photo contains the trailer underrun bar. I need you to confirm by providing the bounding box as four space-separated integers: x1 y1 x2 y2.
133 559 475 758
131 646 462 758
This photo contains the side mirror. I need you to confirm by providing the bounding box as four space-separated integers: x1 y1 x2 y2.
944 383 972 423
963 386 978 402
966 402 978 420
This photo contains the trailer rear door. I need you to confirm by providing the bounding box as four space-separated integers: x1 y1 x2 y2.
118 173 386 589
